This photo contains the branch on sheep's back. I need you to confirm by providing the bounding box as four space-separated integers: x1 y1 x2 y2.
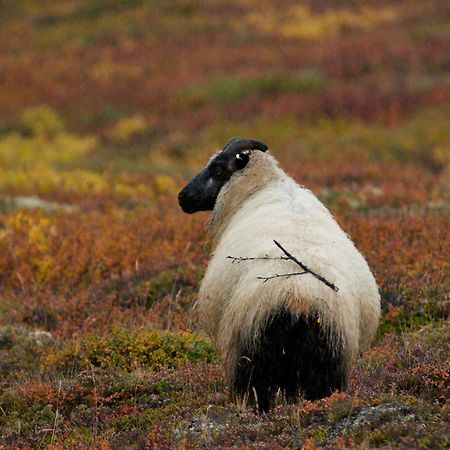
227 240 339 292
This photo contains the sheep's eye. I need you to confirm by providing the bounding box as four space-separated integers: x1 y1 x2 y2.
235 152 250 170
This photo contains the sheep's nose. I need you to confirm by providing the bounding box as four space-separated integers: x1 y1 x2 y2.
178 189 190 204
178 188 197 211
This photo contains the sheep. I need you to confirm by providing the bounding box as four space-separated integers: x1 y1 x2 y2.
178 137 381 412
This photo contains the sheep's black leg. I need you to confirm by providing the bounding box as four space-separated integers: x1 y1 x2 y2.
233 310 347 412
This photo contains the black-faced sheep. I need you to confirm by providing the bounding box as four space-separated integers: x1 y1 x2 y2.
178 137 381 412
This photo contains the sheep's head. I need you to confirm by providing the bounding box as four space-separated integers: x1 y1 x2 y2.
178 137 268 214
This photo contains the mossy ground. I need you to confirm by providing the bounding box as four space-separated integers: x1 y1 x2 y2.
0 0 449 448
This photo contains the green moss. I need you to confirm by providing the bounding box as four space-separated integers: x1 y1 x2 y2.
379 297 447 336
368 428 389 446
178 70 328 106
142 271 176 306
34 0 146 25
305 425 328 440
0 388 21 412
327 399 354 422
199 102 450 166
0 325 52 381
46 328 216 373
110 404 178 433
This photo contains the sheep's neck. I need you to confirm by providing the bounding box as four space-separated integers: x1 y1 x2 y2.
208 153 280 249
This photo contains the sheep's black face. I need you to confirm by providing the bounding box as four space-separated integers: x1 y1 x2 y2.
178 152 243 213
178 137 268 214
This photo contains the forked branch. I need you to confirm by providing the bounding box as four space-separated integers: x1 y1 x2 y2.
227 240 339 292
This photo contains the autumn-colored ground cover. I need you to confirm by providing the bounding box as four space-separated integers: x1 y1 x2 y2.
0 0 449 448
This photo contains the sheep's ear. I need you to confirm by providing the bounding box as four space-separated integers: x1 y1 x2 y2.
223 137 268 158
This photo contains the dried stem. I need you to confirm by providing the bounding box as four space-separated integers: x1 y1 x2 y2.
226 240 339 292
273 240 339 292
257 271 307 283
227 255 289 263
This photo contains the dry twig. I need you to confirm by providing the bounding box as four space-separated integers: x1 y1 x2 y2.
273 240 339 292
227 255 289 263
257 271 307 283
227 240 339 292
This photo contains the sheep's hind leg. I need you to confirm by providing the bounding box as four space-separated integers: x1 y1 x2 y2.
232 309 347 412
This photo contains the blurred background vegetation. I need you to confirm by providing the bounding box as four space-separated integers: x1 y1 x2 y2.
0 0 448 448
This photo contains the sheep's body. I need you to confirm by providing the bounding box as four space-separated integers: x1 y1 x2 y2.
195 152 380 410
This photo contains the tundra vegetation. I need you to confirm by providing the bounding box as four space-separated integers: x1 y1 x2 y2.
0 0 448 448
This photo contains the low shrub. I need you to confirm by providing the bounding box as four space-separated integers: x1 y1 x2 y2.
45 328 216 373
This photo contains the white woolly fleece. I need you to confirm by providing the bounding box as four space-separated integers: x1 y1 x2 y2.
195 152 381 385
